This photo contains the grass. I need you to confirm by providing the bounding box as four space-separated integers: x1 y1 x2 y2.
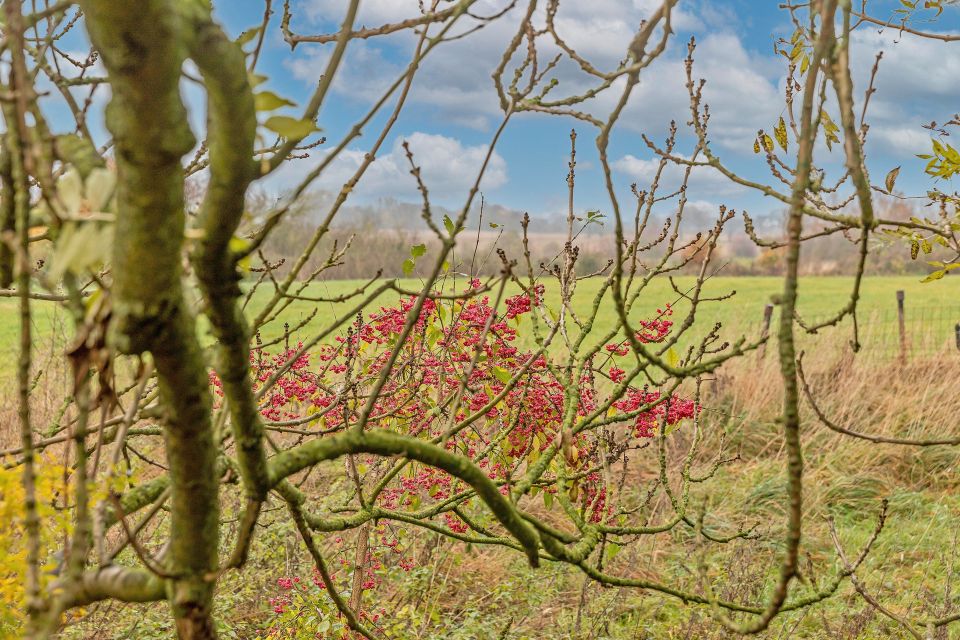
3 276 956 370
243 274 959 345
57 340 960 638
6 274 960 638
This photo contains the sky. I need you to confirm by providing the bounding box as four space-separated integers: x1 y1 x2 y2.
48 1 960 225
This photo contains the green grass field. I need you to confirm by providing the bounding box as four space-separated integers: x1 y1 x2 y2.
254 275 959 348
2 276 957 380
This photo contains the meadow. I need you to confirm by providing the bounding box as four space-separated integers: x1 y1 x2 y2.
244 274 959 349
5 275 960 638
2 275 954 380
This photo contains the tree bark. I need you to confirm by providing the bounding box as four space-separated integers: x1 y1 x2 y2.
80 2 221 636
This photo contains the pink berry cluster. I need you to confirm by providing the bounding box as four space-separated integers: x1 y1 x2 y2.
213 284 699 632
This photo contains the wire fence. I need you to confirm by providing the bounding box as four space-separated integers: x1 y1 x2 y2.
860 305 960 356
776 301 960 359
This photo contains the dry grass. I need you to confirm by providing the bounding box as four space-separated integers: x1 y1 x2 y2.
623 334 960 638
8 308 960 638
381 333 960 637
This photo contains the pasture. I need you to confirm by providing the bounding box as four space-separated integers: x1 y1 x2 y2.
4 275 960 638
1 275 955 380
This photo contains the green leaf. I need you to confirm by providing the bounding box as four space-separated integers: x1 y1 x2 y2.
443 214 455 236
254 91 297 112
236 26 262 47
248 73 268 88
491 366 512 384
543 491 554 510
666 347 680 368
57 169 84 215
604 543 622 562
820 110 840 150
49 221 113 281
921 269 946 282
229 236 252 271
263 115 320 139
401 258 416 277
84 168 116 212
410 243 426 258
922 138 960 180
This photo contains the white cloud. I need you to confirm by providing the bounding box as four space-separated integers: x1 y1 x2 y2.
305 0 446 25
287 3 956 151
286 1 715 132
287 40 399 104
271 2 960 210
639 33 780 148
292 1 519 130
612 152 746 199
633 0 701 29
549 0 702 62
269 131 508 202
849 27 960 156
851 28 960 101
869 126 932 156
611 21 960 187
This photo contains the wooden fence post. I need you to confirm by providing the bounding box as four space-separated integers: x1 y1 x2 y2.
896 290 907 364
758 303 774 359
955 322 959 352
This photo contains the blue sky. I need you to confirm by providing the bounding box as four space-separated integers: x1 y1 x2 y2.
51 1 960 224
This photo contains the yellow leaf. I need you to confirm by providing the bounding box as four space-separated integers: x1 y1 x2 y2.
761 134 774 153
774 116 788 151
885 166 901 193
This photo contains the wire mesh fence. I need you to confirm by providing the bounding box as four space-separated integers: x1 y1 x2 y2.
860 305 960 356
783 303 960 359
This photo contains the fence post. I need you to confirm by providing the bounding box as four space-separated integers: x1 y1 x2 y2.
758 303 774 359
896 290 907 364
955 323 959 352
